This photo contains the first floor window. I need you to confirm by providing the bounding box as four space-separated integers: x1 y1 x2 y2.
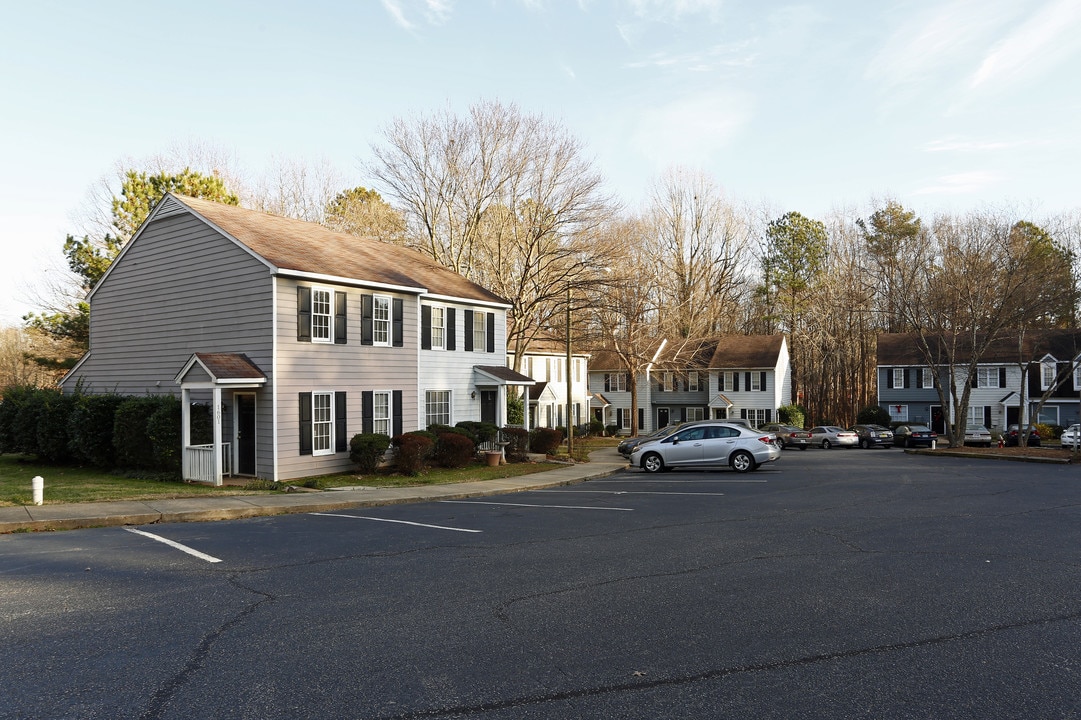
743 408 768 427
313 392 333 455
888 404 909 422
621 408 631 429
1037 405 1059 424
426 390 451 427
373 391 391 436
687 407 705 422
966 406 984 425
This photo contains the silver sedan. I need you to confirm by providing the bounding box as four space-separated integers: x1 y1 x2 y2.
809 426 859 449
630 421 781 474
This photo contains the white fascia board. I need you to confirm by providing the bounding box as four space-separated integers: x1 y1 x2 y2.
277 269 424 295
421 292 511 310
59 351 91 389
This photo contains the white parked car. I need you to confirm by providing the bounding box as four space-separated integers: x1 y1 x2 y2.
1061 424 1081 449
808 426 859 449
630 421 781 474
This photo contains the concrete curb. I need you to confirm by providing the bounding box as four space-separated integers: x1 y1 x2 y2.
0 457 628 535
904 448 1074 464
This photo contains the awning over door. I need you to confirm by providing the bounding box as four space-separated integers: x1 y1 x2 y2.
473 365 536 387
708 393 734 409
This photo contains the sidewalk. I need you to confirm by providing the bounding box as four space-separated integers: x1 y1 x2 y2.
0 448 629 534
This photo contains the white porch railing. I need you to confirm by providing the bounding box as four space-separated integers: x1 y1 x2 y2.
183 443 232 485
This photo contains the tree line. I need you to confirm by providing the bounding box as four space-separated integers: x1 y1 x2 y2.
12 101 1081 439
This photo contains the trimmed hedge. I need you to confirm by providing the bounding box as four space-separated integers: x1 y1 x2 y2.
350 433 391 473
500 426 529 457
435 431 475 468
394 432 434 476
530 427 563 455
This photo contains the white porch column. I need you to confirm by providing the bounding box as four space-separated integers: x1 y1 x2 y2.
212 386 223 486
181 388 191 447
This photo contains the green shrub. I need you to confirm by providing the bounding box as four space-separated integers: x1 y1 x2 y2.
10 386 49 456
114 397 161 469
435 431 475 468
36 391 76 463
778 404 806 428
500 426 529 457
506 393 524 425
1035 423 1055 442
589 420 604 436
146 395 182 472
350 433 391 473
69 393 125 467
394 432 433 475
455 421 498 446
856 404 891 426
605 424 619 437
530 427 563 455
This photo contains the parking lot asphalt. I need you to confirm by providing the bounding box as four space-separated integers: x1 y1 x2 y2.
0 448 629 534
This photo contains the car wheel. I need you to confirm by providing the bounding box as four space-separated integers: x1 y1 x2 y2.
859 438 870 449
822 439 832 449
730 450 756 473
641 452 664 474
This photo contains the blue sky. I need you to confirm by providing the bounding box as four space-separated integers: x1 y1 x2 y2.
2 0 1079 324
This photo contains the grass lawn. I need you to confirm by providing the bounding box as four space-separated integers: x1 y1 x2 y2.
0 453 562 506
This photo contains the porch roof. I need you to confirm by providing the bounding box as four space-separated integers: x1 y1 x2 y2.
174 353 267 387
474 365 536 387
708 393 734 409
589 392 611 408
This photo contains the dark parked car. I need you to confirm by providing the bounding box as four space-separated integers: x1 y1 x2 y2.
758 423 812 450
893 424 938 448
1004 424 1041 447
851 424 894 449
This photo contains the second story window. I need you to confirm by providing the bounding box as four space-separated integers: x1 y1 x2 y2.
372 296 391 346
604 373 627 392
1042 361 1056 390
750 373 762 391
473 310 487 351
688 371 699 392
662 372 673 392
311 289 332 342
892 368 904 388
431 306 446 350
722 372 734 392
922 368 934 388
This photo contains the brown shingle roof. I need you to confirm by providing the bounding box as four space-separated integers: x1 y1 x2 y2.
194 352 266 380
877 331 1081 365
707 335 785 369
171 194 507 305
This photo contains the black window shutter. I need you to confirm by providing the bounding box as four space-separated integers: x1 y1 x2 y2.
361 295 373 346
334 292 347 344
916 370 923 389
680 408 687 422
421 305 432 350
299 392 312 455
362 391 374 434
971 373 978 389
766 408 772 422
745 372 751 390
741 408 748 419
297 287 311 342
999 367 1006 388
734 373 740 391
604 374 611 392
616 407 623 426
886 368 894 389
334 392 347 451
464 310 474 351
393 391 403 437
903 369 911 389
446 308 456 350
984 406 992 428
392 298 404 347
486 312 496 353
760 372 767 391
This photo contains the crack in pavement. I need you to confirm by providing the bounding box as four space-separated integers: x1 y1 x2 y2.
139 576 275 720
376 609 1081 719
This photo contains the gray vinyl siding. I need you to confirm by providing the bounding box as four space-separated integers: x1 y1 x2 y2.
275 278 421 481
62 212 276 478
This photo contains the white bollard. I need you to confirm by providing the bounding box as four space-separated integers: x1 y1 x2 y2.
930 439 937 450
31 476 43 506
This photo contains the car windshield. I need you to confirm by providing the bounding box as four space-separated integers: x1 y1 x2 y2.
908 425 932 432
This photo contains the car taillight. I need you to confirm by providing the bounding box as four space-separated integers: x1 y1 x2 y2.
759 436 773 444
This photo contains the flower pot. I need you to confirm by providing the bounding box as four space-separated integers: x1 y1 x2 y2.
485 451 501 467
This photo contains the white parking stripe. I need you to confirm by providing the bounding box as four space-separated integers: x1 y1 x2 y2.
440 500 633 511
536 490 726 496
310 512 482 533
124 528 222 563
590 479 767 484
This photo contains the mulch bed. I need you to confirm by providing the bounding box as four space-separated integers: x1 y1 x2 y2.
925 445 1078 462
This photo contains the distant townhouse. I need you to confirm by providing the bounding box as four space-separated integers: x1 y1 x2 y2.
877 331 1081 432
507 338 590 430
587 335 792 434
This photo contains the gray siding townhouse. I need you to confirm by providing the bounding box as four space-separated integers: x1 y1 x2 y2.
61 194 527 484
877 331 1081 432
587 335 792 434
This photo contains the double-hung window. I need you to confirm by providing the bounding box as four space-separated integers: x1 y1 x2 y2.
372 296 391 346
430 307 446 350
750 373 762 391
1041 361 1056 391
892 368 904 388
662 372 673 392
688 371 699 392
722 372 734 392
604 373 626 392
425 390 450 427
922 368 934 389
311 288 332 343
312 392 333 455
373 391 391 436
473 310 487 351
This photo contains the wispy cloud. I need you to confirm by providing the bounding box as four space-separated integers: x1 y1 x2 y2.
381 0 414 30
624 0 725 24
970 0 1081 89
380 0 454 31
912 171 1000 196
624 42 756 71
631 91 752 167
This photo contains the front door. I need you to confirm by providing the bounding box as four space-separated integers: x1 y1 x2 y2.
657 407 670 428
235 393 256 476
480 390 498 424
930 406 946 434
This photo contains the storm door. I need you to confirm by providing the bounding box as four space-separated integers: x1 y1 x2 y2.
235 393 257 476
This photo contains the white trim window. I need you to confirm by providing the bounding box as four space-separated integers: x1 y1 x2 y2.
605 373 627 392
966 406 984 425
373 295 391 346
688 371 699 392
888 404 909 422
1074 363 1081 390
313 392 333 455
311 287 332 343
373 391 391 436
687 407 705 421
431 306 446 350
892 368 904 388
722 371 734 391
662 372 674 392
977 367 1001 388
922 368 934 389
473 310 487 352
1041 361 1056 391
745 408 768 427
750 373 762 391
425 390 450 427
621 408 631 429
